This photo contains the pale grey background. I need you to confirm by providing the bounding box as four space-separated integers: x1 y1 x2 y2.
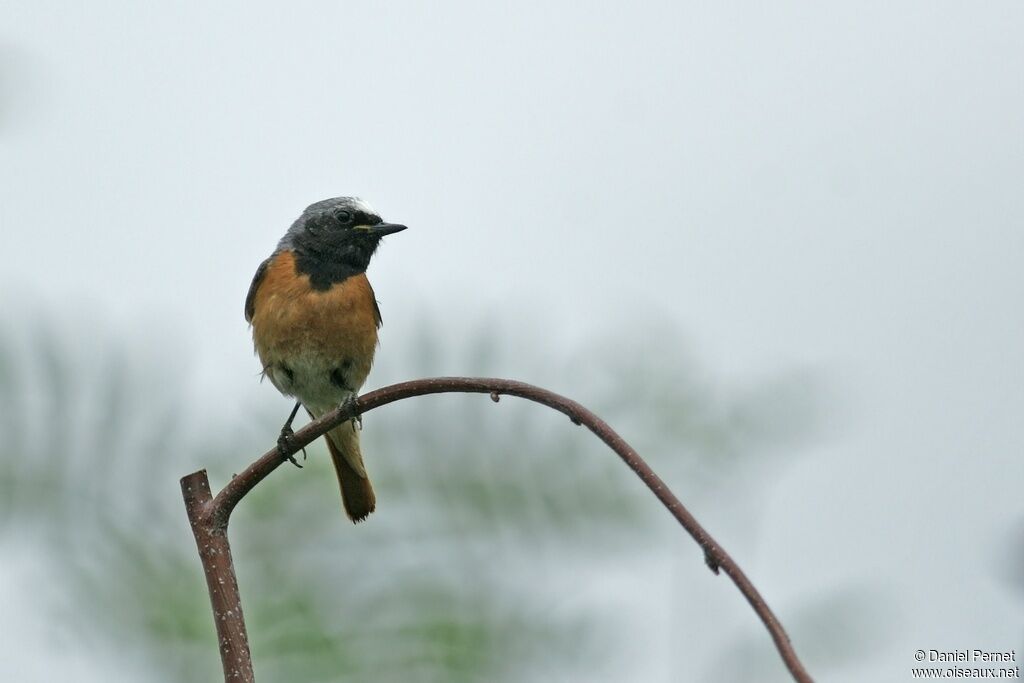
2 2 1022 680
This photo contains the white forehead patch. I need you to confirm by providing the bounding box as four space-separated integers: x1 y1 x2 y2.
349 197 378 217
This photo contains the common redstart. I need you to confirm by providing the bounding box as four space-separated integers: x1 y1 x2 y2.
245 197 407 522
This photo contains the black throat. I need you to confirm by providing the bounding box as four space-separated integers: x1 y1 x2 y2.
291 233 379 290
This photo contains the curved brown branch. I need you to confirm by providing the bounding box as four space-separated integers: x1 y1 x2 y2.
181 376 813 683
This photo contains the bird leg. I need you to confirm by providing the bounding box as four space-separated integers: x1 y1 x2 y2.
277 401 307 468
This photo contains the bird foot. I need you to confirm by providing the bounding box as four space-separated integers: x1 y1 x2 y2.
342 395 362 431
277 426 307 468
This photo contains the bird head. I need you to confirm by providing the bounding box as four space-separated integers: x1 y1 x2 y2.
280 197 407 288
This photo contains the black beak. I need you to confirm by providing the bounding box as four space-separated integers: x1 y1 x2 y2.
367 222 408 236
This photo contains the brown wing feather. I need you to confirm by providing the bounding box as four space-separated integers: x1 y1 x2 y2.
244 256 272 323
366 280 383 328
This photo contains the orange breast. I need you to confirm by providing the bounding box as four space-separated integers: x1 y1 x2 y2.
249 250 379 379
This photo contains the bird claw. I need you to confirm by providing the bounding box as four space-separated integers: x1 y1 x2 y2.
277 426 305 468
342 395 362 431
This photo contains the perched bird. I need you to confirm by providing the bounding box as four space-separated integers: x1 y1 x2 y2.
245 197 407 522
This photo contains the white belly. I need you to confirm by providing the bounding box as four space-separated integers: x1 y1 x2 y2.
265 348 360 414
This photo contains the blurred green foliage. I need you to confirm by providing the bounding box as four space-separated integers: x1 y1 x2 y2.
0 315 844 682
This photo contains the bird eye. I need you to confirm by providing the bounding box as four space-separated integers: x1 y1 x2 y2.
334 210 353 225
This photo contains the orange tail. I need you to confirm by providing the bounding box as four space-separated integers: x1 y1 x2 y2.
324 422 376 523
